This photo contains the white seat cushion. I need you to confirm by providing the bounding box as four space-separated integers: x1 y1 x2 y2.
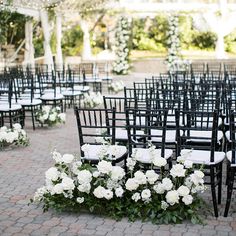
74 86 90 92
181 149 225 165
40 93 64 100
18 99 42 106
0 103 22 111
225 131 230 141
115 128 144 140
226 151 236 167
133 148 173 164
82 145 127 161
62 90 82 96
186 130 223 143
151 129 183 143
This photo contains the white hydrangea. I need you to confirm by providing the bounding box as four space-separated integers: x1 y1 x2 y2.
177 185 190 197
146 170 159 184
162 178 173 191
131 192 141 202
77 170 92 185
61 177 75 191
134 171 147 185
153 157 167 167
62 154 75 164
153 183 165 194
182 195 193 205
125 178 139 191
115 187 124 197
93 186 105 198
110 166 125 181
141 189 151 201
161 201 169 210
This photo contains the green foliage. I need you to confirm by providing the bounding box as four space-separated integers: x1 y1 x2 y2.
0 11 27 46
61 25 83 56
225 29 236 53
191 31 217 50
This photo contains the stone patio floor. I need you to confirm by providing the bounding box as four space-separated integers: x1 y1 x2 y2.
0 73 236 236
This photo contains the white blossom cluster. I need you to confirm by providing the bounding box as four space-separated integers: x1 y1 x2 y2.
108 80 125 94
36 106 66 126
0 123 29 149
33 144 205 213
166 14 181 72
83 92 103 108
113 16 131 75
126 146 205 208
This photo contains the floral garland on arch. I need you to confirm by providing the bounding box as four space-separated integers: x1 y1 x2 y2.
166 14 181 72
113 16 131 75
108 80 124 94
36 106 66 127
0 124 29 150
83 92 103 108
32 143 205 224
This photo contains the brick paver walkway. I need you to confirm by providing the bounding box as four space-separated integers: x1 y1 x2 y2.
0 73 236 236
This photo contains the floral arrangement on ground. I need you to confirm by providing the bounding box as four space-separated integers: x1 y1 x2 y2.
36 106 66 127
32 144 205 224
108 81 124 94
83 92 103 108
0 123 29 149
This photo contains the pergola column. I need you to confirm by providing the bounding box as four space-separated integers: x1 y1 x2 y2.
56 13 63 67
23 20 35 66
40 9 54 66
80 19 92 60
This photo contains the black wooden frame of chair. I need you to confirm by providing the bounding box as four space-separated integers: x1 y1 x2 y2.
224 110 236 217
176 109 223 217
74 107 127 166
126 107 170 169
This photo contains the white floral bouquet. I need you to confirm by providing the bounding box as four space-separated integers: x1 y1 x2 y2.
108 81 124 94
32 143 205 224
113 16 131 75
36 106 66 127
83 92 103 108
0 123 29 149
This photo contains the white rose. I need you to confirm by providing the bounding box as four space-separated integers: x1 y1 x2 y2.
93 186 105 198
0 126 7 132
45 167 60 181
146 170 159 184
184 160 193 169
141 189 151 201
58 113 66 122
125 178 139 191
153 183 165 194
71 161 82 175
13 123 21 131
115 187 124 197
182 195 193 205
78 183 91 193
194 170 204 179
76 197 84 204
161 201 169 210
111 166 125 181
51 150 62 163
62 154 75 164
127 157 136 170
131 192 141 202
49 114 56 122
53 184 64 194
170 164 186 178
61 177 75 191
97 160 113 174
166 190 179 205
134 171 146 185
162 178 173 191
93 171 100 178
77 170 92 185
177 186 190 197
104 189 113 200
153 157 167 167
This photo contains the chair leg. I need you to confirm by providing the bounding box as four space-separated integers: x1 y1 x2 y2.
217 162 223 204
224 167 235 217
210 166 218 217
31 107 35 130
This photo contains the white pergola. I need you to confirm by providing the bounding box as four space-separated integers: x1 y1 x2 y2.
1 0 236 66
